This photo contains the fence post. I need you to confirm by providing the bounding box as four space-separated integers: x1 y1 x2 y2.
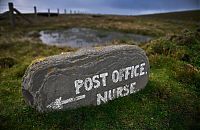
34 6 37 18
64 9 66 14
57 8 59 15
8 2 15 27
48 9 50 17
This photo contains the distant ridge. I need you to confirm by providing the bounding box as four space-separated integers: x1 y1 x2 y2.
0 9 199 21
138 10 200 22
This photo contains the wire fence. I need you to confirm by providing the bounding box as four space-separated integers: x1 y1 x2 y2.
0 3 85 14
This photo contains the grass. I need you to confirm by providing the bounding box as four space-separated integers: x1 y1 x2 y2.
0 10 200 129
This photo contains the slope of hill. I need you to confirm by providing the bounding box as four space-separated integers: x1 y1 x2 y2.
0 10 200 129
140 10 200 22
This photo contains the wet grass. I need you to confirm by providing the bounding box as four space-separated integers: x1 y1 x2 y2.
0 10 200 129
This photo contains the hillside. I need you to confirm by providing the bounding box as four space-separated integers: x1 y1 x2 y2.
0 10 200 129
140 10 200 22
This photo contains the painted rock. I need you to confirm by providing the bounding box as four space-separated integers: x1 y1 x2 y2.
22 45 149 112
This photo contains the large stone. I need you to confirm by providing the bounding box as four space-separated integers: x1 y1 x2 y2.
22 45 149 112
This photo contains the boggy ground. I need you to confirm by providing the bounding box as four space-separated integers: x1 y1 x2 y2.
0 10 200 129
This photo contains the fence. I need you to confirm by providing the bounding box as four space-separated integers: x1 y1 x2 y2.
0 2 83 14
0 2 85 27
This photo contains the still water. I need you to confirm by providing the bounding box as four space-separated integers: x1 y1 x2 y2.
40 28 152 48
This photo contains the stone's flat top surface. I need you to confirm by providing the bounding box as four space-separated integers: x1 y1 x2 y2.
22 45 149 112
28 45 145 69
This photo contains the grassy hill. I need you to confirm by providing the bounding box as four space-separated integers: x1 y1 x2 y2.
140 10 200 22
0 10 200 129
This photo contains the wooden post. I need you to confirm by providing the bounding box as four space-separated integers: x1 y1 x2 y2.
57 8 59 15
48 9 50 17
8 2 15 27
34 6 37 17
64 9 66 14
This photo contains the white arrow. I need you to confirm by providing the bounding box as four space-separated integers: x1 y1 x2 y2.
46 95 86 110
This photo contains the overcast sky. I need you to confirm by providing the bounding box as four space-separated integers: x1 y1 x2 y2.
0 0 199 15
